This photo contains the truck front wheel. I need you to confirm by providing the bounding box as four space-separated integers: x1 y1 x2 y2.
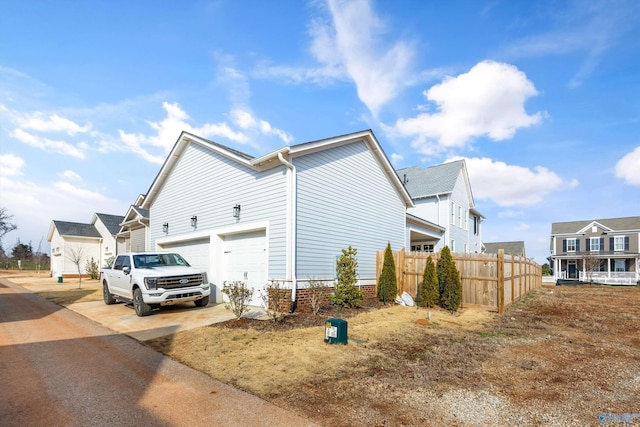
194 295 209 307
133 287 151 317
103 281 116 305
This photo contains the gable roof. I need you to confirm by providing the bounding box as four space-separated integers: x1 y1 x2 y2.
551 216 640 235
93 213 125 235
49 221 102 240
484 241 526 256
397 160 466 199
141 129 414 209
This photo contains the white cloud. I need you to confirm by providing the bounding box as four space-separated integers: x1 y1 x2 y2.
0 153 25 177
10 128 86 159
256 0 417 116
615 145 640 186
390 153 404 165
390 61 546 153
17 111 91 135
462 157 577 207
59 170 82 182
229 109 292 144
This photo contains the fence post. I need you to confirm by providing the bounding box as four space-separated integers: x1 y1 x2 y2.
497 249 505 314
398 247 406 294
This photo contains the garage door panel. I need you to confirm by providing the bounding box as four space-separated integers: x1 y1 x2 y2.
159 238 210 272
223 231 266 306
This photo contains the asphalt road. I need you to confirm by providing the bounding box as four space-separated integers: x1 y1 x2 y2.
0 277 317 426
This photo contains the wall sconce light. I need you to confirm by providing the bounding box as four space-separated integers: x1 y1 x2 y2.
162 222 169 233
191 215 197 227
233 204 241 218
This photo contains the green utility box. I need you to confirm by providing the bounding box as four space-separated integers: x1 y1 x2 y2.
324 318 348 345
57 276 63 283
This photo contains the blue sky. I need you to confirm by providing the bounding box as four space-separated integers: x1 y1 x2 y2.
1 0 639 264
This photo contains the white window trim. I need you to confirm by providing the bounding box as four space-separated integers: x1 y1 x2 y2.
590 238 600 252
614 236 626 252
567 238 576 252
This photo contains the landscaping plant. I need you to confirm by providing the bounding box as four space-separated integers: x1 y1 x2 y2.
418 255 439 308
259 280 288 322
85 257 100 280
437 246 462 312
307 279 330 316
332 246 363 308
377 242 397 304
222 281 254 319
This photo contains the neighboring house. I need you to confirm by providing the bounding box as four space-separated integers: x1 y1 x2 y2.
48 213 124 278
139 130 414 306
117 194 150 253
397 160 484 254
484 241 526 257
550 216 640 285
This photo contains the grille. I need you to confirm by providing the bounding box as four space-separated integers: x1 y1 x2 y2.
166 291 202 300
157 274 204 289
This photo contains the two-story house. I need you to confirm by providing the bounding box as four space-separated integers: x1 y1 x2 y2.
397 160 484 254
550 216 640 285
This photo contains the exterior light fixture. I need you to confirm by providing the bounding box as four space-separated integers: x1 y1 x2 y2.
191 215 197 227
162 222 169 233
233 204 241 218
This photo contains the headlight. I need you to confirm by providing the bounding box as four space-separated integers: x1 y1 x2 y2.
144 277 157 290
202 273 208 284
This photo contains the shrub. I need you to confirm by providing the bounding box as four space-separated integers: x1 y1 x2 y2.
307 279 330 316
332 246 363 308
105 256 115 268
418 255 439 308
437 246 462 313
377 242 397 304
259 280 288 323
222 281 253 319
85 257 100 280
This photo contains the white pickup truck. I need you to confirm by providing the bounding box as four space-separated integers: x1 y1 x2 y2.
99 252 210 317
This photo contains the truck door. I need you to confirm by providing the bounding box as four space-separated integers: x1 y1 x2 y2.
110 255 131 296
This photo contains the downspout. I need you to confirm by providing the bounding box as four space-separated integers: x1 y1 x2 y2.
277 152 297 311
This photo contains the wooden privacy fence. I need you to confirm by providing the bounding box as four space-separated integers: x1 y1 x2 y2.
376 248 542 314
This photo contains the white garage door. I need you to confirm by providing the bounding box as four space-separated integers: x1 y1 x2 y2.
222 230 266 306
159 238 211 273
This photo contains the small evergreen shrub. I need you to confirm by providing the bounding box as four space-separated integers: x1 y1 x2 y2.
418 255 439 308
222 281 253 319
377 242 398 304
85 257 100 280
332 246 363 308
437 246 462 312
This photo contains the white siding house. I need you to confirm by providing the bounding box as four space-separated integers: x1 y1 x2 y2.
140 130 414 306
47 213 124 278
397 160 484 254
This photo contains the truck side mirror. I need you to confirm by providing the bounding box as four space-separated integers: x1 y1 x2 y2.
123 266 131 275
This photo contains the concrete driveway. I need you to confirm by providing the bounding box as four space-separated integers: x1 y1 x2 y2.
67 299 265 341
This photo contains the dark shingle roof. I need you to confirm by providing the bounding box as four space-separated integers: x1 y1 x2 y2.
484 241 526 256
53 221 101 238
397 160 464 199
95 213 125 235
551 216 640 234
132 206 149 219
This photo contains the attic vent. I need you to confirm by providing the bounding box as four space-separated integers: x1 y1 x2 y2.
592 226 597 233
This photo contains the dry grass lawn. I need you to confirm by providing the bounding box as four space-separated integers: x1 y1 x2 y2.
6 272 102 305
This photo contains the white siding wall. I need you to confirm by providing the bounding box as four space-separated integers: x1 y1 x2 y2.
130 227 146 252
93 220 116 266
150 143 288 279
409 195 450 252
295 141 406 282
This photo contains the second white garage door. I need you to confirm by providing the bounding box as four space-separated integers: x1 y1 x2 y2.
159 238 211 273
222 230 266 306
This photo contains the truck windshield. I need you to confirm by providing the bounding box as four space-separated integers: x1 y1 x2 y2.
133 253 191 268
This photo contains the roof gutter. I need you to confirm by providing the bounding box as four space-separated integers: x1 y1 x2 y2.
277 152 298 309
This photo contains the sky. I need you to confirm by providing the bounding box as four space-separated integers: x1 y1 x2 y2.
1 0 639 264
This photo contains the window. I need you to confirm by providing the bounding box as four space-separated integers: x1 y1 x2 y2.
614 260 626 272
464 243 468 253
464 210 468 230
450 239 455 252
423 244 434 252
566 238 576 252
451 202 455 224
473 216 478 235
458 206 462 227
590 238 600 252
614 236 625 251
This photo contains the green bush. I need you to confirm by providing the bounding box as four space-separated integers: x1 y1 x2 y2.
377 242 397 304
332 246 363 308
85 257 100 280
418 255 439 308
437 246 462 312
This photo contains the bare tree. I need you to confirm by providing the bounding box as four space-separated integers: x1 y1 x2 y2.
0 207 17 245
67 246 86 289
583 252 601 284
